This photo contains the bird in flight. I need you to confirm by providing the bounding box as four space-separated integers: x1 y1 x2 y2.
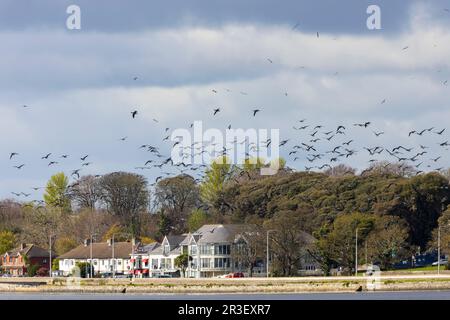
9 152 18 160
13 164 25 170
131 110 138 119
267 58 273 64
41 153 51 160
213 108 220 116
252 109 260 116
81 155 89 161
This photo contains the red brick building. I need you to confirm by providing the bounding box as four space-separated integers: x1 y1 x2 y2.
1 244 52 276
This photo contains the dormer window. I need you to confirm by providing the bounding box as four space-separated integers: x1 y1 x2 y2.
163 244 170 255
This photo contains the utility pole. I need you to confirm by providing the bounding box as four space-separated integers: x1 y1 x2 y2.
355 228 358 276
438 225 441 275
90 234 93 278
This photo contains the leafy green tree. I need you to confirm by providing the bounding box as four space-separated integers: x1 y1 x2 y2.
317 212 375 274
52 258 60 271
43 172 71 211
366 215 409 269
157 211 172 239
187 209 209 232
0 230 15 255
200 156 231 212
74 262 94 278
174 253 190 277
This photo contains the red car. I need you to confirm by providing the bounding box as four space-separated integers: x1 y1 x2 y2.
225 272 245 278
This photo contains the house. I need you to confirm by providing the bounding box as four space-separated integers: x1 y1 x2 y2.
184 224 247 278
130 235 186 277
57 239 138 276
1 243 52 276
131 224 255 278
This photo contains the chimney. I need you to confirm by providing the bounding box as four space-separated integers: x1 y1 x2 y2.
20 243 27 250
84 239 91 247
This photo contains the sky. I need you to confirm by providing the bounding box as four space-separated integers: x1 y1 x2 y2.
1 0 450 201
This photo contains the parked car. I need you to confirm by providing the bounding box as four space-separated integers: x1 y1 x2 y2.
155 274 172 278
224 272 245 278
432 259 448 266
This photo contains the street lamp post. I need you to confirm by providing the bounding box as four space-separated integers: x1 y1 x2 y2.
438 225 441 275
355 228 358 277
49 234 52 278
112 234 115 278
266 230 275 278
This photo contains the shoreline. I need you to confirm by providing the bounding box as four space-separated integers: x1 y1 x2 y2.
2 275 450 294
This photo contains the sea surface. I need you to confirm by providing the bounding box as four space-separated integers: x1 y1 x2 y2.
1 291 450 300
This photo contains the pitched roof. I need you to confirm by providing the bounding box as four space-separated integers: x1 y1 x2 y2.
195 224 246 244
5 244 51 258
57 241 135 259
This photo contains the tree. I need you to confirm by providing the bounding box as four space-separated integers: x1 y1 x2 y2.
200 156 232 212
99 172 149 236
174 253 190 277
0 230 15 255
52 258 60 271
317 212 375 274
54 237 78 255
263 210 314 276
324 164 356 177
231 224 265 277
102 224 130 242
74 262 94 278
366 215 409 270
429 206 450 257
187 209 210 232
43 172 71 211
69 175 101 210
154 174 199 233
156 211 172 240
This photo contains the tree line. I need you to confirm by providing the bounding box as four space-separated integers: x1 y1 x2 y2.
1 158 450 276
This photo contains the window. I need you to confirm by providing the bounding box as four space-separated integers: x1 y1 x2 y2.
200 245 210 255
163 244 170 255
214 245 231 255
214 258 230 269
190 245 197 255
151 259 158 269
201 258 212 268
161 258 172 269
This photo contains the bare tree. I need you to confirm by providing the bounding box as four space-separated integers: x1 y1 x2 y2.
69 175 101 210
99 172 149 236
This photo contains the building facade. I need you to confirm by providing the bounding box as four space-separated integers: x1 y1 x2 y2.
1 244 51 276
57 239 138 276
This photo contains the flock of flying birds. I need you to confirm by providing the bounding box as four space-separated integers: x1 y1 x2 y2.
5 23 450 204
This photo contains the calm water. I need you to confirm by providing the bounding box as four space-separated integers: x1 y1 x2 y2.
1 291 450 300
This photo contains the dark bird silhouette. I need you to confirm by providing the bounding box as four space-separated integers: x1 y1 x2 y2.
41 153 51 159
252 109 260 116
13 164 25 170
81 155 89 161
213 108 220 116
9 152 18 160
131 110 138 119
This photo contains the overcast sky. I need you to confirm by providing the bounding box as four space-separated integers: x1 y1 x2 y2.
1 0 450 200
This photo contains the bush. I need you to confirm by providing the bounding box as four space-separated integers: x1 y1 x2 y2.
36 267 49 277
27 264 39 277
